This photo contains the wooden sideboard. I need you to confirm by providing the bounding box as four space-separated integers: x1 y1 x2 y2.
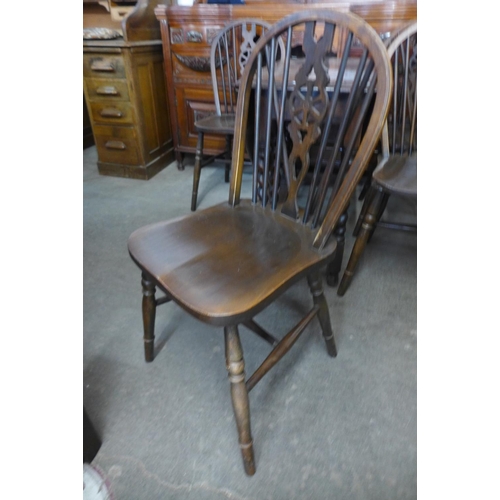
84 0 175 179
154 0 417 169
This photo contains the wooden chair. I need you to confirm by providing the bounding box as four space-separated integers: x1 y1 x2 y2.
191 19 272 211
128 10 392 475
337 22 417 296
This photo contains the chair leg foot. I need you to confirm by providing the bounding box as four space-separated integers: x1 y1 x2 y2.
307 272 337 357
337 187 385 297
224 325 256 476
336 269 353 297
191 132 204 211
176 151 184 171
141 272 156 362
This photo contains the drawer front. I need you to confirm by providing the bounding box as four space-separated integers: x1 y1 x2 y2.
85 78 130 102
93 125 141 165
89 101 134 125
83 54 126 79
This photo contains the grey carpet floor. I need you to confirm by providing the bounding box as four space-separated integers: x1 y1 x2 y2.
83 146 417 500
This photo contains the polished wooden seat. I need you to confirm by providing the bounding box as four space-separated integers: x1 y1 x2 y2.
337 22 417 296
191 19 272 211
129 10 392 475
194 114 236 135
129 200 337 324
373 151 417 195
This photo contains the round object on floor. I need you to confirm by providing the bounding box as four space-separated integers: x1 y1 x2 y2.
83 463 113 500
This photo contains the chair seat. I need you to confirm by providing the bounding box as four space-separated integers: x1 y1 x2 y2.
194 114 236 135
128 201 337 326
373 152 417 197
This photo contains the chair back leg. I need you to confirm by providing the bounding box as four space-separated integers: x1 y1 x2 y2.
141 272 157 362
307 271 337 357
325 210 348 287
192 132 205 211
337 187 386 296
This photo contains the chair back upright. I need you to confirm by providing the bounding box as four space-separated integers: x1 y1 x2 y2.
211 20 273 116
381 22 417 159
229 10 393 250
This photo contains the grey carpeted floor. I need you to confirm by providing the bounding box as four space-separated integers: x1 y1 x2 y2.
83 146 417 500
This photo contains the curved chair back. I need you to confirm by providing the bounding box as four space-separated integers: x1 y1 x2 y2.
229 10 393 250
380 22 417 159
211 19 273 116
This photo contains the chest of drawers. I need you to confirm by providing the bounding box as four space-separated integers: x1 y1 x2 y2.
84 41 174 179
83 0 175 179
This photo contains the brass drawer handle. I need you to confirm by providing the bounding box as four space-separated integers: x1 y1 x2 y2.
90 59 116 72
100 107 123 118
104 140 126 150
96 86 119 96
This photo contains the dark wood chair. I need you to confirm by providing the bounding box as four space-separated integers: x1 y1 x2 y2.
191 19 272 211
128 10 392 475
337 21 417 296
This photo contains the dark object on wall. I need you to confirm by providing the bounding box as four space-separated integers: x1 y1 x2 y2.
83 407 102 463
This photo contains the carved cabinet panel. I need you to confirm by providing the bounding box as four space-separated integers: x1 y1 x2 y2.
176 87 226 153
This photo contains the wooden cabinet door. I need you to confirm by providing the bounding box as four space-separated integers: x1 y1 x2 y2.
175 86 227 155
129 49 174 164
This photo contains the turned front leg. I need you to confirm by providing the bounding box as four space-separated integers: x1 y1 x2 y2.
353 185 376 237
224 325 255 476
141 272 156 362
307 271 337 357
